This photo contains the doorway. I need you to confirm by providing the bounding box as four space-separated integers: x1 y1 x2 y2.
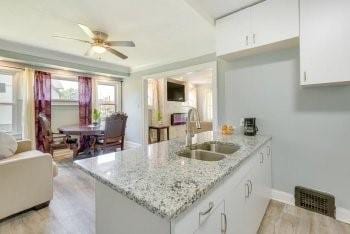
141 62 217 145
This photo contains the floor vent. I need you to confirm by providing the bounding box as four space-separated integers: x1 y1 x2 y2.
295 186 335 218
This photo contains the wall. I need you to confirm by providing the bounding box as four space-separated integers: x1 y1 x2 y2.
218 47 350 210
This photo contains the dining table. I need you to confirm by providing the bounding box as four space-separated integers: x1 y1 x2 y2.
58 124 105 157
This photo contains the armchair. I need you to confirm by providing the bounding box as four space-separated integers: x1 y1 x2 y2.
0 139 57 220
38 113 78 155
93 112 128 153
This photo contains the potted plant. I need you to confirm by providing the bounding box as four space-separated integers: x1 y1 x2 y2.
92 108 102 126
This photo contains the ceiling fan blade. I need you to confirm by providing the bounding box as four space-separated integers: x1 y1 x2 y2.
78 24 96 39
53 35 91 44
106 41 135 47
106 47 128 59
84 47 95 57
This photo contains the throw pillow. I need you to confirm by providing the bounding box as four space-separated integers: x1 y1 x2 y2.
0 132 18 159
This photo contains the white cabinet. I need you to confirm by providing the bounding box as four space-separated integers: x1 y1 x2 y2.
216 8 252 56
216 0 299 58
251 0 299 48
300 0 350 85
194 200 226 234
224 141 272 234
226 175 250 234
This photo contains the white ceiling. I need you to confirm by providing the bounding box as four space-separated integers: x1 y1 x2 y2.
186 0 261 19
0 0 215 72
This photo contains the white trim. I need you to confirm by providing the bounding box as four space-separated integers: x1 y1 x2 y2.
271 189 350 224
336 207 350 224
271 189 294 206
125 141 141 148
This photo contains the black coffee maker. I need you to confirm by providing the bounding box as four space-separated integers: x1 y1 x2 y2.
244 118 258 136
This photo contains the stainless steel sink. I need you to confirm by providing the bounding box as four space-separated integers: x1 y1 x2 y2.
195 142 240 155
176 150 226 161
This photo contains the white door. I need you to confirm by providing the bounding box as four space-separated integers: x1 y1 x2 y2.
216 7 252 56
194 200 225 234
251 0 299 48
300 0 350 85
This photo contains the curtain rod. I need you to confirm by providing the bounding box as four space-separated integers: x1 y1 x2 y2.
0 63 123 81
0 64 25 71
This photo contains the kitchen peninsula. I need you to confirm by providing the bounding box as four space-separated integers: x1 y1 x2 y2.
75 131 272 234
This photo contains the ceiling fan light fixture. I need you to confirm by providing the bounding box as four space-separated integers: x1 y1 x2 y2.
92 45 106 54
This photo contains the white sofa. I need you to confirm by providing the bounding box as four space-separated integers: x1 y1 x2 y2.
0 140 57 220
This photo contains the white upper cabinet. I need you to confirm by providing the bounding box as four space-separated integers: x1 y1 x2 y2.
300 0 350 85
216 8 251 56
251 0 299 48
216 0 299 58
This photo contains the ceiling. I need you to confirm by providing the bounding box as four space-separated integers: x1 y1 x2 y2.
0 0 215 72
186 0 261 19
170 68 212 85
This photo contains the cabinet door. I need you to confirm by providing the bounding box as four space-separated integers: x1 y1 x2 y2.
300 0 350 85
194 200 225 234
216 7 252 56
251 0 299 48
225 178 250 234
247 162 266 234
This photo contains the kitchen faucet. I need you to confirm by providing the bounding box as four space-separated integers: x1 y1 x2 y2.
186 107 201 148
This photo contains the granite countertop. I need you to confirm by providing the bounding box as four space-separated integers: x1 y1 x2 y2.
74 131 271 220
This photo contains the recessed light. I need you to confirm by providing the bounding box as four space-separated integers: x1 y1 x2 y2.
186 72 193 75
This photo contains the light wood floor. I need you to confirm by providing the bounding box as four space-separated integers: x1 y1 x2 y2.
1 159 349 234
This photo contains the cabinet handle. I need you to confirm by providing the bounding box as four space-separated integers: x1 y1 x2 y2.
267 146 271 156
260 152 264 164
253 33 256 44
221 213 227 234
199 202 214 216
245 183 250 198
248 180 253 195
304 71 307 82
245 35 249 46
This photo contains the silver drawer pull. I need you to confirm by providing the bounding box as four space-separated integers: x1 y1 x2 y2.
221 213 227 234
245 183 250 198
199 202 214 216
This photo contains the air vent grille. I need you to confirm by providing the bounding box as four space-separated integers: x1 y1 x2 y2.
295 186 335 218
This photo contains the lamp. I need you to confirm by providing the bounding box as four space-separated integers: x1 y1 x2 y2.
92 45 106 54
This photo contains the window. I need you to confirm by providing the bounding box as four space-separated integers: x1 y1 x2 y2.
0 72 22 136
97 84 116 117
51 78 78 101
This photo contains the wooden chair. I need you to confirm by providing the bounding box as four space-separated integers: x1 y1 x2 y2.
93 112 128 153
38 113 78 155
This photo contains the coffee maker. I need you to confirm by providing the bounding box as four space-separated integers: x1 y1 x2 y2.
244 118 258 136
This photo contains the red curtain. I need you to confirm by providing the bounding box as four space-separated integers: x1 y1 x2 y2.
34 71 51 151
78 76 92 125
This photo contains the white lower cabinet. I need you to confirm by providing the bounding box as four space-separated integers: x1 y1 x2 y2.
194 200 225 234
173 140 272 234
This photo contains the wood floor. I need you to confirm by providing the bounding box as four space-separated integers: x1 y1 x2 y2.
0 158 349 234
258 200 350 234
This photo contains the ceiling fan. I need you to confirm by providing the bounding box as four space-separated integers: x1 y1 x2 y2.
53 24 135 60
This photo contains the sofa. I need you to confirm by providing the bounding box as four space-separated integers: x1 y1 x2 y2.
0 139 57 220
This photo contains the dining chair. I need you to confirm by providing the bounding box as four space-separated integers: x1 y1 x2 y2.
93 112 128 153
38 113 78 155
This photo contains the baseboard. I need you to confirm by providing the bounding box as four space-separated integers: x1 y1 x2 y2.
271 189 295 206
125 141 141 148
271 189 350 224
336 207 350 224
